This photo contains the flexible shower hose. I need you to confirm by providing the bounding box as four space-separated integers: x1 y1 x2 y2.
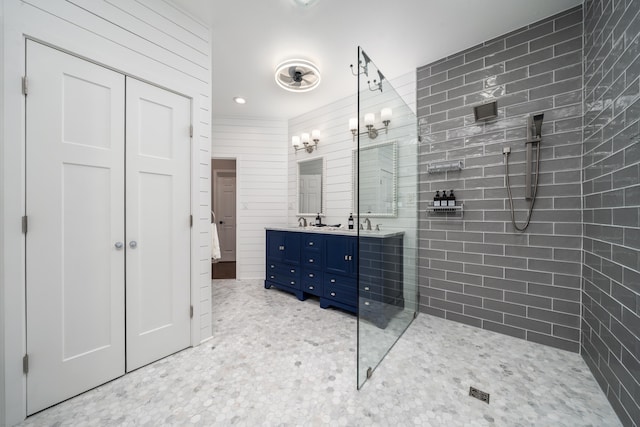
504 142 541 232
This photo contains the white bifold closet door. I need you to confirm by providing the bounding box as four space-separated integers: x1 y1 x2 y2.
25 40 191 415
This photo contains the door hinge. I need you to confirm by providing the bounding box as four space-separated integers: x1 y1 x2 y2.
22 215 28 234
190 305 194 318
190 215 193 227
189 124 193 138
22 76 28 96
23 354 29 374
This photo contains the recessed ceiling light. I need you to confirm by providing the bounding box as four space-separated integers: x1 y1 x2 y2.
275 59 321 93
233 97 246 104
292 0 319 7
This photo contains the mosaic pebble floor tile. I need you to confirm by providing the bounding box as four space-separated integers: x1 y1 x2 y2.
20 279 621 426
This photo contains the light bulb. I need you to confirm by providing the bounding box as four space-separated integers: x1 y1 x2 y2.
364 113 375 126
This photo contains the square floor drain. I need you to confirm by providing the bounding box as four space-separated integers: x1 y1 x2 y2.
469 386 490 404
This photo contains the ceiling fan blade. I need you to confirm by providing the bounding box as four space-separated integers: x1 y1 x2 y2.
302 76 316 84
288 66 299 77
279 73 294 83
292 81 302 87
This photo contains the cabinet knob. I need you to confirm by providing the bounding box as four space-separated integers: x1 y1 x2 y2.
344 255 348 260
330 292 336 297
290 281 295 285
365 301 370 306
309 273 314 278
270 275 275 279
114 242 123 250
290 269 295 273
309 259 314 263
309 242 314 246
270 265 275 268
279 245 285 251
330 279 336 283
129 240 138 249
364 287 370 291
309 286 314 290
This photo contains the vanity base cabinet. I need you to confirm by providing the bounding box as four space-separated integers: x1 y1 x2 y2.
265 229 404 324
264 231 304 301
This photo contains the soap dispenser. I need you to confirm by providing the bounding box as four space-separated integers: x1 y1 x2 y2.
348 213 354 230
315 213 321 226
448 190 456 207
434 190 441 207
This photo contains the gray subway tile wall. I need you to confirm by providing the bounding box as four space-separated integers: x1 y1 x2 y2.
582 0 640 425
417 6 585 353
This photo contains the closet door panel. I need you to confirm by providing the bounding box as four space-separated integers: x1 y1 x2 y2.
125 77 191 371
25 41 126 415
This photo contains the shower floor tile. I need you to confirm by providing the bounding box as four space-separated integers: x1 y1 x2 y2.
20 279 620 426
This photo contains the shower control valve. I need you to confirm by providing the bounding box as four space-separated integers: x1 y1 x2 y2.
503 146 511 154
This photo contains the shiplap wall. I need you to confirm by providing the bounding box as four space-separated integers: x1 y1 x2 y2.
211 117 288 279
1 1 210 424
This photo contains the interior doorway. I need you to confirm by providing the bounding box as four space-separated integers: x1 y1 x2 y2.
212 158 237 279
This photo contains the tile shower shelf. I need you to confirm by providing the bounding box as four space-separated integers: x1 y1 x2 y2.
426 202 463 218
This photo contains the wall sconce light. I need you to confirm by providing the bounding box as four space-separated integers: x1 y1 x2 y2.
292 129 320 153
349 108 392 140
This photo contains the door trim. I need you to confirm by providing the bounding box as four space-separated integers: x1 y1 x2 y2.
212 168 236 263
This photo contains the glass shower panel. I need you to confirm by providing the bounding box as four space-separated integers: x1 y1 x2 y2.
356 47 419 389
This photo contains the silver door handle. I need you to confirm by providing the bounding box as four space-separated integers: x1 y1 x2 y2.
129 241 138 249
114 242 124 250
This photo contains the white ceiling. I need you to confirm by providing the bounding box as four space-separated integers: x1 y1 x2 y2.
172 0 582 120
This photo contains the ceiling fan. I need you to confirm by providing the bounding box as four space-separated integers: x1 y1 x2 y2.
275 59 321 92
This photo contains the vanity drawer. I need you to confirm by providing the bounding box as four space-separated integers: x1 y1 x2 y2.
303 234 323 252
323 275 356 306
303 253 321 267
267 262 300 276
266 262 300 289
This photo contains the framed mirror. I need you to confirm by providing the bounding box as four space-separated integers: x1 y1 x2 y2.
297 157 325 216
353 141 397 217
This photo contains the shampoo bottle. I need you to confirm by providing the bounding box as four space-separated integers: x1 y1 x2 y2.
448 190 456 207
315 213 321 226
434 190 441 207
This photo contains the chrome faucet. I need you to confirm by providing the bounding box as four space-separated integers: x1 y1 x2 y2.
298 217 307 227
363 218 372 230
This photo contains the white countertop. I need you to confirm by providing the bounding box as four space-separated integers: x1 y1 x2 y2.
265 226 404 238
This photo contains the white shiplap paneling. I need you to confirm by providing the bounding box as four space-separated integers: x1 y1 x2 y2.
211 116 288 280
1 1 210 424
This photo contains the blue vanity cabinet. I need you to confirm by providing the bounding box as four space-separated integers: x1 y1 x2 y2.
320 234 357 313
301 233 323 297
323 234 357 276
264 230 303 300
265 229 402 320
266 230 301 265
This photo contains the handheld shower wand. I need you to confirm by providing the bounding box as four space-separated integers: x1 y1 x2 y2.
505 113 544 232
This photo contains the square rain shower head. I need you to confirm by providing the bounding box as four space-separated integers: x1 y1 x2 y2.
473 101 498 121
